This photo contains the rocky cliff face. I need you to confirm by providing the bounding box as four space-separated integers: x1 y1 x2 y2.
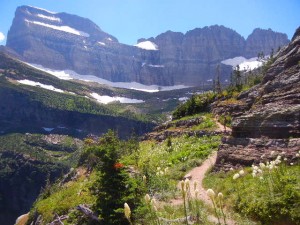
7 6 170 86
7 6 289 86
244 28 289 58
214 27 300 170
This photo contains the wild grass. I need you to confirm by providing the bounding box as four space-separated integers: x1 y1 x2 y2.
203 153 300 225
32 172 96 224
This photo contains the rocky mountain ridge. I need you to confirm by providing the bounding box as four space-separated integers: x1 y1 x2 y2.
6 5 289 86
214 27 300 170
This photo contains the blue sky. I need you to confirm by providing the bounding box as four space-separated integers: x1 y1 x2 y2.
0 0 299 45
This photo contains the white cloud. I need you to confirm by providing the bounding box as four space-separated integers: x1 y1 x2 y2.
0 32 5 42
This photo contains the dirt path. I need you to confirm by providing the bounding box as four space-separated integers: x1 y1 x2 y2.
214 118 232 133
170 151 217 206
168 119 236 224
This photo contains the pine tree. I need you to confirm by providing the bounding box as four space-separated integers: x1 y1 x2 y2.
87 131 142 225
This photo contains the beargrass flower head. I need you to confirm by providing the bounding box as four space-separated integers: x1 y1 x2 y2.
142 175 147 182
259 163 266 168
296 153 299 157
269 164 274 170
284 158 287 161
252 165 259 170
290 163 294 166
180 180 185 192
218 192 224 199
252 173 256 178
239 170 245 176
207 189 215 199
144 194 151 203
150 198 156 206
185 178 190 189
233 173 240 180
124 203 131 220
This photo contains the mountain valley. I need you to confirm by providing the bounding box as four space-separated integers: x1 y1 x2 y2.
0 4 299 225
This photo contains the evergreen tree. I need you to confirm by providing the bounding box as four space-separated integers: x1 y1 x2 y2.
86 131 142 225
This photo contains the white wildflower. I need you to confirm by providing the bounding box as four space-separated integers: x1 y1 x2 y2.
269 164 274 170
150 198 156 207
290 163 294 166
218 192 224 199
185 178 190 190
296 153 299 157
239 170 245 176
206 189 215 199
180 180 185 192
260 176 264 180
233 173 240 180
284 158 287 161
164 167 169 173
259 163 266 168
124 203 131 220
144 194 151 203
271 151 275 155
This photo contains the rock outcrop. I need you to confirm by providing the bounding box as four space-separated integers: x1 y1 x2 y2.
214 27 300 171
6 6 289 86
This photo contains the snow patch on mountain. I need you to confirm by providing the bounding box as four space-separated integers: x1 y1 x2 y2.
18 79 64 93
27 63 190 92
148 64 164 68
36 14 61 22
24 19 89 37
221 56 263 71
28 6 57 14
134 41 158 50
90 93 144 104
42 127 55 132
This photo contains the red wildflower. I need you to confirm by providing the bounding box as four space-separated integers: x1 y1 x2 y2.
114 162 124 169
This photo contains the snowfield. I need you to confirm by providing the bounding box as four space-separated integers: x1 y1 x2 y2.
221 56 263 71
36 14 61 22
90 93 144 104
27 63 190 92
18 79 65 93
134 41 158 50
25 19 90 37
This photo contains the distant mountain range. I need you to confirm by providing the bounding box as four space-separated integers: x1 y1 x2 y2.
6 5 289 87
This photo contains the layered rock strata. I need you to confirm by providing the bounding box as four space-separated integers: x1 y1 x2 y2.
215 27 300 170
6 6 289 86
